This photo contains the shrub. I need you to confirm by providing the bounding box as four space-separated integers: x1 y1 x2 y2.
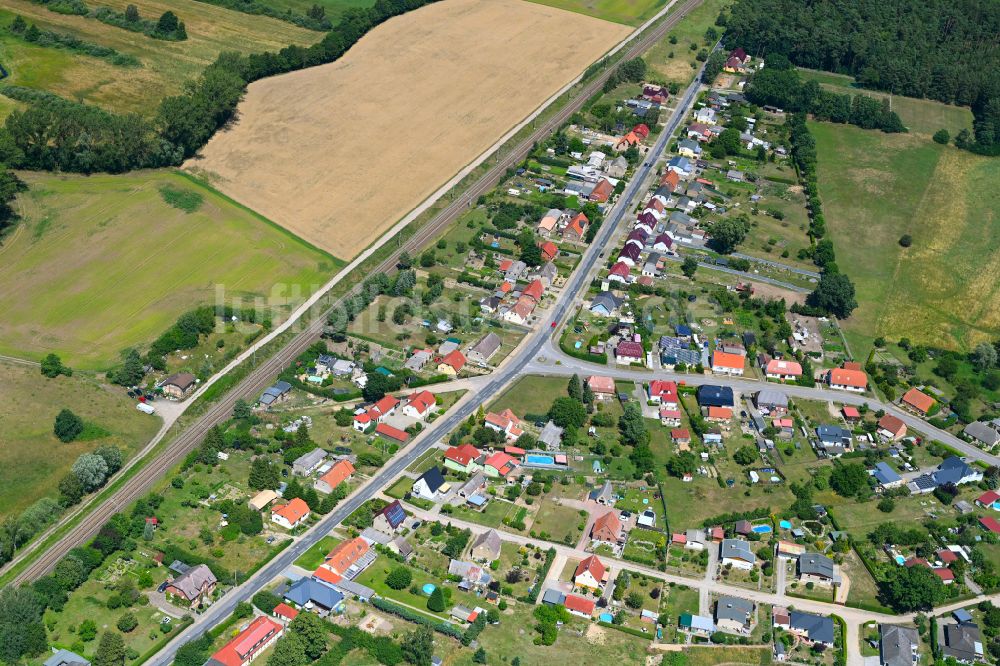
385 567 412 591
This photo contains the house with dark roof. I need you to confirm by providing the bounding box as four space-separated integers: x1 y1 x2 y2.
798 553 839 586
816 425 851 448
373 500 406 533
468 332 502 366
720 539 756 570
872 462 904 489
715 595 754 634
590 291 622 317
284 577 344 612
43 650 90 666
697 385 734 408
412 467 446 501
964 421 1000 447
909 456 984 494
785 610 835 647
879 624 919 666
258 381 292 409
164 563 217 609
160 372 197 399
943 623 984 663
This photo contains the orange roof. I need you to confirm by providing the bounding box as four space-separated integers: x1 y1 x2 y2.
589 179 613 203
842 406 861 419
765 359 802 376
878 414 906 435
504 445 526 457
486 408 520 428
445 443 480 466
712 350 745 370
563 594 595 615
312 565 342 585
523 279 544 301
210 616 284 666
588 375 615 393
708 406 733 420
829 368 868 388
592 511 622 540
649 379 677 401
406 390 436 415
566 212 589 236
485 452 517 475
376 422 410 442
324 537 369 575
902 388 935 414
272 498 310 525
499 281 512 293
372 394 399 415
671 428 690 440
273 602 298 620
498 259 513 271
574 554 607 582
539 241 559 262
660 170 680 190
842 361 863 371
440 349 466 372
317 459 355 490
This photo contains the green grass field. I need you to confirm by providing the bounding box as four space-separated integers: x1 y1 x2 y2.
0 170 336 369
798 68 974 138
812 122 1000 355
0 1 320 116
293 535 341 570
0 361 161 519
645 0 730 84
524 0 667 26
266 0 372 20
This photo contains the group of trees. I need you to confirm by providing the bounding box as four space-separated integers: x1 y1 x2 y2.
726 0 1000 153
192 0 332 31
59 445 124 506
53 408 85 442
744 58 905 133
2 0 438 174
602 57 647 94
9 15 140 67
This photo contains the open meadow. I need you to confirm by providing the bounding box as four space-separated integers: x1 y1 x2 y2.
523 0 666 25
0 170 334 369
644 0 730 84
0 0 320 116
0 361 161 519
188 0 632 259
812 122 1000 355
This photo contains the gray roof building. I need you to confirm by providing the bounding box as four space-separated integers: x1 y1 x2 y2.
468 332 502 365
715 595 753 626
798 553 837 581
721 539 756 565
816 425 851 446
167 563 216 601
590 291 622 316
754 388 789 410
879 624 919 666
589 480 614 504
292 447 328 476
943 623 984 663
470 529 502 562
538 420 564 451
789 611 835 646
964 422 1000 446
44 650 90 666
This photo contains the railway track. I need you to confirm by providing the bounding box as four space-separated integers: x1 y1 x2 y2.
10 0 703 585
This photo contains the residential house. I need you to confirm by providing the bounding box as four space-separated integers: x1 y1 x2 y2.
649 379 678 407
484 408 523 441
816 425 852 452
827 367 868 392
687 122 712 142
388 537 413 561
538 421 564 451
470 529 502 562
353 395 400 432
666 156 693 177
872 462 904 489
483 452 517 478
909 456 984 494
437 350 466 376
248 489 278 512
642 84 670 103
314 460 355 495
775 540 806 559
672 428 692 447
589 178 614 203
258 381 292 409
573 554 607 591
615 340 645 365
798 553 839 586
684 529 707 550
373 500 406 534
468 332 502 366
901 388 935 415
589 481 614 505
207 616 284 666
564 212 589 242
563 594 596 619
592 510 623 543
291 448 327 477
878 414 907 441
271 498 310 530
165 563 217 609
412 467 446 501
764 359 802 381
697 384 735 408
400 390 436 421
160 372 196 399
695 107 716 124
715 596 754 635
589 291 622 317
536 208 562 236
375 423 409 444
502 295 536 326
712 350 745 376
318 537 370 581
457 473 486 500
608 261 631 284
659 406 682 426
444 444 482 474
617 242 642 267
404 349 433 372
680 614 716 636
43 651 90 666
754 389 789 415
943 623 984 664
283 578 344 613
879 625 920 666
720 539 756 570
785 611 835 648
652 233 674 253
538 241 559 263
964 422 1000 447
977 490 1000 509
606 156 628 178
588 375 616 399
678 138 702 158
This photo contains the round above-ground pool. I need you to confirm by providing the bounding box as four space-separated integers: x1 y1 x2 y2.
599 613 614 623
779 520 792 529
752 524 773 534
422 583 436 595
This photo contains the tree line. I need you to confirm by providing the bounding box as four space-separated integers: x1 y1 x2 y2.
190 0 332 32
8 15 141 67
0 0 440 174
725 0 1000 153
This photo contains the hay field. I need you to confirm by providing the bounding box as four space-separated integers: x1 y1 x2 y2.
189 0 631 259
812 122 1000 356
0 171 334 369
0 1 320 115
0 362 160 519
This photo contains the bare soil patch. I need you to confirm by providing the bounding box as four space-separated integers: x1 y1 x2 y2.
188 0 630 259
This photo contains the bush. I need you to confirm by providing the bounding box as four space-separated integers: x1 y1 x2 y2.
877 497 895 513
54 409 84 442
385 566 412 591
933 129 950 145
899 234 912 247
117 612 138 633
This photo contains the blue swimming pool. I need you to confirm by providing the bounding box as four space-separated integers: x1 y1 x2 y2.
526 454 555 465
894 555 906 565
422 583 436 595
752 525 773 534
599 613 614 623
779 520 792 529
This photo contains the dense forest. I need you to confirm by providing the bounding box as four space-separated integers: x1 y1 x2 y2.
725 0 1000 153
0 0 440 173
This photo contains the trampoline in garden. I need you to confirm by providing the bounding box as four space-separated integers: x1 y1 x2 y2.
422 583 436 595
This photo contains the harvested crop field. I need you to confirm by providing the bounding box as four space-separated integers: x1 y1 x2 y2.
188 0 631 259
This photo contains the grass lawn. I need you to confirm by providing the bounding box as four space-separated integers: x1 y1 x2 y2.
0 2 319 116
488 375 569 420
448 499 515 529
624 528 666 566
841 548 889 612
645 0 731 84
0 171 334 368
798 68 974 138
530 498 586 545
0 362 160 519
385 476 412 500
831 494 945 534
813 121 1000 355
293 535 341 571
661 472 794 532
522 0 667 26
683 646 772 666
